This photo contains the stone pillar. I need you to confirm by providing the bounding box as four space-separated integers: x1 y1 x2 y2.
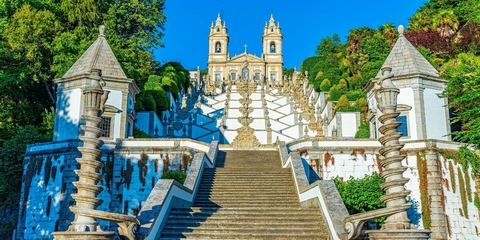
366 66 430 239
412 84 427 139
425 143 448 240
53 68 116 239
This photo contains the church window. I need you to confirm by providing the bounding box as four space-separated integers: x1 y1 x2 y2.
230 73 236 80
271 73 276 81
254 73 260 80
270 41 276 53
216 28 220 32
101 117 112 138
396 115 408 137
215 42 221 53
215 73 221 81
271 28 274 32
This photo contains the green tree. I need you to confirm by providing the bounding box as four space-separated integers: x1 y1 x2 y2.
359 32 391 62
0 126 49 236
442 53 480 148
315 33 344 56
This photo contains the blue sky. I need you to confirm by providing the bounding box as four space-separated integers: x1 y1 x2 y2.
154 0 427 70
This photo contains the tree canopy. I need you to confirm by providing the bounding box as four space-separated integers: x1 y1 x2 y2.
0 1 175 237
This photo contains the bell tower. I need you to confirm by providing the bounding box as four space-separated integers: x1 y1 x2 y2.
208 14 229 81
262 14 283 83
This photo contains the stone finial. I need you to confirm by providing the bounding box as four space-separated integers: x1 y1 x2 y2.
99 25 105 36
398 25 404 36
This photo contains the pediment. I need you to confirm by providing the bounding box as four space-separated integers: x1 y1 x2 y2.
229 53 264 64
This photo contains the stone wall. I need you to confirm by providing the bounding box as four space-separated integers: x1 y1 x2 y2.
289 139 480 239
17 140 81 239
17 139 207 239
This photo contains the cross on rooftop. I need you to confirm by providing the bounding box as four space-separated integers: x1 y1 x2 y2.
244 44 248 53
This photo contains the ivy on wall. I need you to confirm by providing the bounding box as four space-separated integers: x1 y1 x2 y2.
458 166 469 219
449 161 456 193
417 152 431 229
465 168 473 202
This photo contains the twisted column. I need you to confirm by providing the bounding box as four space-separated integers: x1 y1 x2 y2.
344 67 430 240
69 69 109 231
374 67 412 229
365 67 430 239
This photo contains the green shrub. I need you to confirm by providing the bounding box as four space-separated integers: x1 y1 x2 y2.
355 123 370 138
320 79 332 92
162 171 187 184
346 90 367 101
333 173 386 224
147 89 169 115
133 127 151 138
328 84 342 101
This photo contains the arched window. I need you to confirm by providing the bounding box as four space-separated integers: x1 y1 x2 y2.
270 41 276 53
215 42 221 53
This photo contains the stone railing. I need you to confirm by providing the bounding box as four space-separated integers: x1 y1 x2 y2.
278 143 349 240
135 140 218 239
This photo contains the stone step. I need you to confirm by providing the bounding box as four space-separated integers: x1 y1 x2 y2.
165 216 323 225
164 221 322 229
202 172 291 175
203 169 289 174
169 207 321 216
198 180 292 184
161 227 323 236
193 198 299 204
194 193 297 199
197 187 295 191
195 190 296 195
197 180 292 188
161 231 327 239
194 193 296 198
200 174 291 179
192 202 298 208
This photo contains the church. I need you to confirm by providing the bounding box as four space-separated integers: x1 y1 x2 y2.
15 14 479 240
207 14 283 85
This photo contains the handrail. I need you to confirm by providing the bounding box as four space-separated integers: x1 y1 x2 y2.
134 140 218 239
278 142 349 240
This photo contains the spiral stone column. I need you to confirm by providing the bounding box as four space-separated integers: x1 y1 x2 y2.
53 69 115 239
365 67 430 239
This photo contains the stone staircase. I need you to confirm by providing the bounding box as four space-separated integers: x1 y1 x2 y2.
160 150 329 239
